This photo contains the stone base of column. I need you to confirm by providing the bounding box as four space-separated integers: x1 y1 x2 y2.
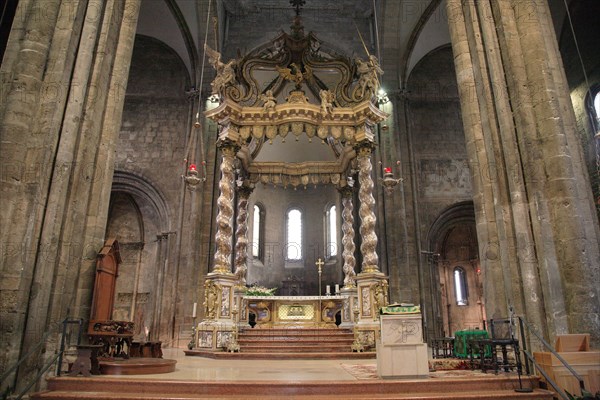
354 271 388 350
194 273 238 351
339 287 358 329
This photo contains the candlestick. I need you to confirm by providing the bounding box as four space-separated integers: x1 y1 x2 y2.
192 302 197 318
326 285 331 295
335 284 340 294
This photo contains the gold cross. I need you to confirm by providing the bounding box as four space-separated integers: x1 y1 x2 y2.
316 258 324 274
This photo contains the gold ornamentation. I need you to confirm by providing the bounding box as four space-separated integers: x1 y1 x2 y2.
203 280 220 320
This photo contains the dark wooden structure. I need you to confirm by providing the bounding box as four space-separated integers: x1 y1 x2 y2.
87 239 134 359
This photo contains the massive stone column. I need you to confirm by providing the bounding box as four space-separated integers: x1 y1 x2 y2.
1 0 141 390
234 184 253 286
446 0 600 346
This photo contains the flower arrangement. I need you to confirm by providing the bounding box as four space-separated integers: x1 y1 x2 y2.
243 284 277 296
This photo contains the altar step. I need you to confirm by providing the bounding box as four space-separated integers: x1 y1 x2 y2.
31 375 554 399
185 327 375 359
239 327 354 353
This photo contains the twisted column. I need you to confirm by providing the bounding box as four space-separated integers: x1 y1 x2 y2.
340 187 357 288
356 144 379 273
213 143 238 273
234 185 253 285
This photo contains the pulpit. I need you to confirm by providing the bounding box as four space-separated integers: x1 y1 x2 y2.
377 308 428 379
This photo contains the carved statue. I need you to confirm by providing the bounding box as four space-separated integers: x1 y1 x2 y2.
259 89 277 112
372 281 388 313
354 55 383 99
276 63 313 89
205 44 237 96
319 89 334 115
203 280 220 319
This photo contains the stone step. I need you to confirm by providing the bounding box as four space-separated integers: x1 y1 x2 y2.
239 336 354 342
32 376 554 399
240 345 353 353
238 339 355 345
184 349 376 359
240 328 352 334
30 389 555 399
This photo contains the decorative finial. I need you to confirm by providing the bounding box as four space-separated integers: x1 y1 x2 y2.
290 0 306 16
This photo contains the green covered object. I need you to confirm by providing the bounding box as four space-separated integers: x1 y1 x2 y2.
380 304 421 314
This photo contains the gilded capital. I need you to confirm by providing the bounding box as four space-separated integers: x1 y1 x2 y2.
354 142 375 157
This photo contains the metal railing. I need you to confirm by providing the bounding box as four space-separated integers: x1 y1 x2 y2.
516 316 586 400
1 317 83 400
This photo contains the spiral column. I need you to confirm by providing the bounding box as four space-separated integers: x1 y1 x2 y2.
213 143 238 274
356 144 379 273
234 184 253 285
340 187 357 288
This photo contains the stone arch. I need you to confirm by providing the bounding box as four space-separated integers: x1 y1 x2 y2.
106 170 172 340
425 201 484 337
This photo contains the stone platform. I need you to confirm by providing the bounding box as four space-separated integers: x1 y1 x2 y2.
32 373 553 399
187 327 376 360
100 358 177 375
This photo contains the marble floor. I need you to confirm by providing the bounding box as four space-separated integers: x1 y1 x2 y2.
101 348 379 381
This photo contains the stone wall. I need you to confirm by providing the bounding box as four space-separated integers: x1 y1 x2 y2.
558 0 600 220
248 184 343 295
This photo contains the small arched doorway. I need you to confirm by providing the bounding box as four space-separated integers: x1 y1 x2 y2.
427 201 485 337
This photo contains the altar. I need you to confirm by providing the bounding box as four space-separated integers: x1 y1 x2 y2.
242 295 344 328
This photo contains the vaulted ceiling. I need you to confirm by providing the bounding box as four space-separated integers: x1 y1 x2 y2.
135 0 570 92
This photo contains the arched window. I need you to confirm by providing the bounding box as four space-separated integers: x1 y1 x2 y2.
325 205 337 258
286 208 302 260
586 85 600 136
252 204 264 260
454 267 468 306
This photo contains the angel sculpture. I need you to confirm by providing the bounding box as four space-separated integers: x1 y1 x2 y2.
204 44 237 96
355 54 383 99
276 63 313 89
259 89 277 112
319 89 334 115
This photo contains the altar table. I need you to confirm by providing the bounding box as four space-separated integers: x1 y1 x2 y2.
242 295 344 327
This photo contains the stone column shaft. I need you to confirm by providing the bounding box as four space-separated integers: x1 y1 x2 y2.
446 0 600 346
341 188 357 288
213 144 237 273
356 145 379 273
234 186 253 285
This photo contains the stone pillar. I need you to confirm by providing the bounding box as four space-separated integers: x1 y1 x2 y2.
213 141 238 274
355 143 380 274
339 187 357 288
234 184 253 286
198 139 239 350
1 0 141 390
446 0 600 346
